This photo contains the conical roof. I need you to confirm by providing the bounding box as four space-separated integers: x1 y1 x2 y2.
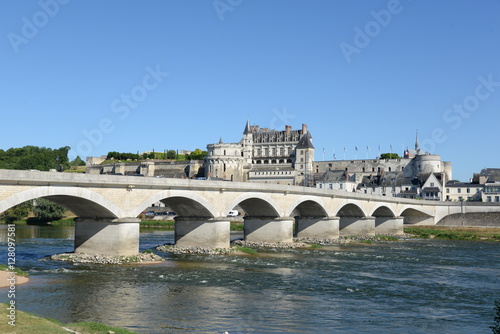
243 120 251 134
296 132 314 149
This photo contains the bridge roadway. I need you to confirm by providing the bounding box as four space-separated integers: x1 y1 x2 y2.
1 169 499 256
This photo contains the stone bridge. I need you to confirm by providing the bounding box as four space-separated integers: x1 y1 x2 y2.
1 170 499 255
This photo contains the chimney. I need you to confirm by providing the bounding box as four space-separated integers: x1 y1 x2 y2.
302 124 308 134
285 125 291 134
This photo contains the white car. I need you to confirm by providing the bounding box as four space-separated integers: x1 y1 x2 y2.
227 210 239 217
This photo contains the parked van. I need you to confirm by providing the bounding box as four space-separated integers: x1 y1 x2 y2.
227 210 239 217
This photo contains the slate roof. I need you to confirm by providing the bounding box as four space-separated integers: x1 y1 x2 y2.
296 132 314 149
480 168 500 182
422 187 441 192
317 170 356 183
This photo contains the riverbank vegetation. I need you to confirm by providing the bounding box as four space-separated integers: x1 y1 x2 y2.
404 226 500 242
0 264 29 277
0 303 135 334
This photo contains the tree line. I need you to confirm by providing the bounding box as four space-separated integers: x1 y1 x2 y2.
106 149 208 161
0 146 85 171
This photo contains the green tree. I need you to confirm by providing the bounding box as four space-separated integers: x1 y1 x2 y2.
380 153 401 159
70 156 86 166
0 146 70 171
33 198 67 221
186 149 207 160
166 150 177 159
1 201 32 224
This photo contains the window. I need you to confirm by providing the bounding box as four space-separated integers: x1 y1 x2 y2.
467 188 470 193
458 196 463 201
446 189 450 193
329 184 333 189
496 196 500 202
458 188 461 193
487 196 492 202
339 184 343 189
430 182 434 187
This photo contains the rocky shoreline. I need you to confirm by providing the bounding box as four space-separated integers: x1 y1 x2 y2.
49 252 164 264
47 235 412 263
155 234 412 255
156 244 236 255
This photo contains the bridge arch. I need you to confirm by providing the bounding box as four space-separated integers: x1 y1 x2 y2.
399 207 434 225
225 192 281 217
132 190 217 218
285 196 328 217
0 186 122 218
370 205 396 218
336 203 367 218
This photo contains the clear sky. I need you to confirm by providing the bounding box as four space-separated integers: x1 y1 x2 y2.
1 0 499 181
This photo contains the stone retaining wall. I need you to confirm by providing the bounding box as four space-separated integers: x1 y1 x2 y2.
436 212 500 227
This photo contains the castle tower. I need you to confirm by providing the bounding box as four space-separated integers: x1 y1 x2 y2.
294 125 315 186
241 120 254 164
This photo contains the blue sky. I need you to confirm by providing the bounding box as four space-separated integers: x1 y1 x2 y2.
1 0 499 181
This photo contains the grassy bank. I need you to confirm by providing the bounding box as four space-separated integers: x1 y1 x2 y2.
404 226 500 242
0 303 134 334
0 265 28 277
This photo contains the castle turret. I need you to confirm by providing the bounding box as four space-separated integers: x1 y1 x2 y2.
241 120 253 164
294 129 315 186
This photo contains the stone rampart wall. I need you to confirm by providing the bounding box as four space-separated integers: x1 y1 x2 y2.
436 212 500 227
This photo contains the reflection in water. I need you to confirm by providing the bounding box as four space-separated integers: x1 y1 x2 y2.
0 224 74 242
0 226 499 333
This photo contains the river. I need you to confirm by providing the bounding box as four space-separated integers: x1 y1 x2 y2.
0 225 499 333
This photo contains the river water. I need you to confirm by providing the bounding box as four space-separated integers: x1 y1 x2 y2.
0 225 499 333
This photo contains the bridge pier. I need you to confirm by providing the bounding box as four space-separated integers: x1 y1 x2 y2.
339 216 375 237
175 217 230 249
75 218 140 256
295 216 339 239
244 217 293 243
375 216 404 235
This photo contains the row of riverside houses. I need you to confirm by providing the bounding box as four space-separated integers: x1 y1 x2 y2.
86 121 499 202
